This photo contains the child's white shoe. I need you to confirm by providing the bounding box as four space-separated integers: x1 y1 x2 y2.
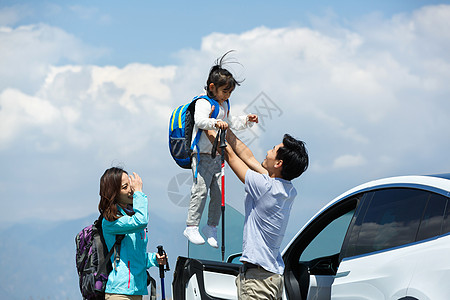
202 225 219 248
183 226 205 245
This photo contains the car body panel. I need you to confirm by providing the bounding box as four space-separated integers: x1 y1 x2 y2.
403 234 450 300
204 271 238 299
172 256 240 300
306 275 334 299
186 274 201 300
333 234 450 299
173 174 450 300
332 244 416 299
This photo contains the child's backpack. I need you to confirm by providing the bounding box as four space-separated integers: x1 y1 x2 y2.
75 215 125 300
169 95 228 169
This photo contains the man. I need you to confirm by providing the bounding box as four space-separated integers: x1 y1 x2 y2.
208 130 309 299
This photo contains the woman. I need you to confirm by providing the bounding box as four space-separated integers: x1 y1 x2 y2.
98 167 166 300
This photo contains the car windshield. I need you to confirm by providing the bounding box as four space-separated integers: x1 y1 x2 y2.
188 203 244 262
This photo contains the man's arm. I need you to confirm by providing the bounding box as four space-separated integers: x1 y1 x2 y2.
226 130 267 175
205 129 248 183
205 130 267 183
223 139 249 184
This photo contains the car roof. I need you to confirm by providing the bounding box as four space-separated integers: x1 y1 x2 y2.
427 173 450 180
332 173 450 205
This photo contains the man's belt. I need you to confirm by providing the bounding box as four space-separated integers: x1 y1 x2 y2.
241 262 262 273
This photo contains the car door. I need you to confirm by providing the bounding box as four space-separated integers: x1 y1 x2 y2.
333 188 449 300
172 256 241 300
172 204 244 300
406 192 450 299
283 196 359 300
175 195 358 300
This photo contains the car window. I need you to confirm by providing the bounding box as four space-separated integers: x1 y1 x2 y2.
188 203 244 262
344 188 429 258
440 195 450 235
416 193 447 241
299 209 355 262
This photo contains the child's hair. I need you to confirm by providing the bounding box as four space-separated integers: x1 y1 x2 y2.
205 50 244 99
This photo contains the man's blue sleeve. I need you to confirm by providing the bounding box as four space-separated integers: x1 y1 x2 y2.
244 169 270 201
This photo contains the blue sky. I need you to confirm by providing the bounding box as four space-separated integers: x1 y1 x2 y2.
1 0 450 247
2 0 446 67
1 2 450 297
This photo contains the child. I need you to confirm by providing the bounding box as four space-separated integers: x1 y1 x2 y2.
184 51 258 247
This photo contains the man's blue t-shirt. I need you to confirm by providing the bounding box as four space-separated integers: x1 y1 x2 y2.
240 169 297 274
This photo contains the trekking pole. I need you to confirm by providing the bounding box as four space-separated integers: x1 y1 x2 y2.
211 129 227 261
218 129 227 262
157 245 170 300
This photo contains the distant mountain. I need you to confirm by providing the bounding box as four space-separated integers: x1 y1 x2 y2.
0 212 187 300
0 202 246 299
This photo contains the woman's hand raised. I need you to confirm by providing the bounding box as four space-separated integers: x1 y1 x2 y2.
130 172 143 193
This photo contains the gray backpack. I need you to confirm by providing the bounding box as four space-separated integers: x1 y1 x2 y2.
75 215 124 300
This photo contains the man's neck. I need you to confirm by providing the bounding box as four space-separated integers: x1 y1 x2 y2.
268 170 282 179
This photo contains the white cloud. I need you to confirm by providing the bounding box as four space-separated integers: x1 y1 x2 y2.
1 5 450 223
0 88 60 148
88 64 176 113
69 5 112 24
0 63 177 154
333 154 367 169
0 5 32 26
69 5 99 19
0 23 106 93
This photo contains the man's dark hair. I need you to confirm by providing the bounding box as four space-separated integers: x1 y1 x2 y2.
276 134 309 180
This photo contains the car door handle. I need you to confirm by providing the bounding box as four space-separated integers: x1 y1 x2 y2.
335 271 350 278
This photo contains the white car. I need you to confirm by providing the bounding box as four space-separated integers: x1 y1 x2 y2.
172 173 450 300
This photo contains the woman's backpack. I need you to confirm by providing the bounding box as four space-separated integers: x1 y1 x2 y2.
75 215 124 300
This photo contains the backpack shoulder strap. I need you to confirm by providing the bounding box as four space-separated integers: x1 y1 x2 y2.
96 215 126 272
112 234 125 270
189 95 223 178
192 95 221 119
225 99 230 117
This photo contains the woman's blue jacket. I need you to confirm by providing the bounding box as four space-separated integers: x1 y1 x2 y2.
102 191 158 295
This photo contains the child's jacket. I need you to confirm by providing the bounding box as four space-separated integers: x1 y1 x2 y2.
192 95 252 154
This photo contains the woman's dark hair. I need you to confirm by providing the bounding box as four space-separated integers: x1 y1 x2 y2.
98 167 128 221
276 134 309 181
205 50 243 99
